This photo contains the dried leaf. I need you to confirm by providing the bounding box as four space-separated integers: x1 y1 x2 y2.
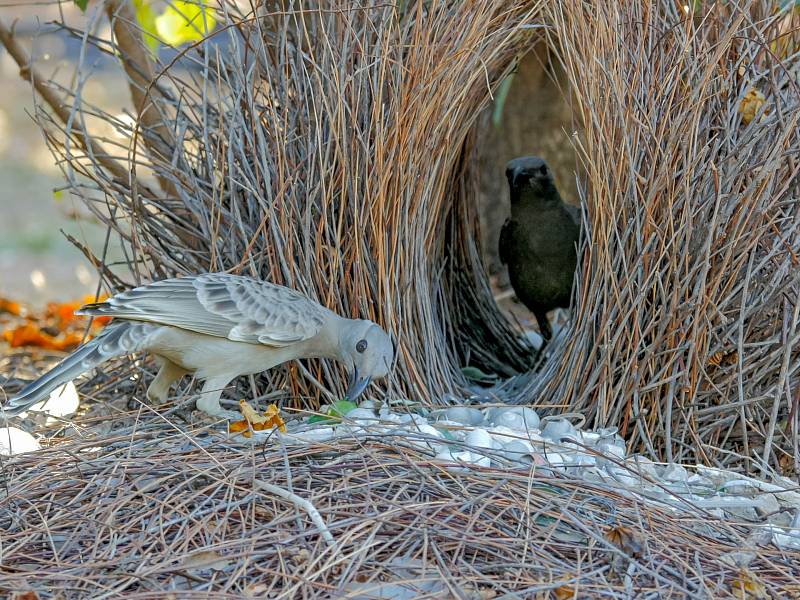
45 296 110 328
12 592 41 600
731 568 769 599
178 550 231 572
552 585 577 600
771 7 800 59
3 323 83 351
605 525 643 556
235 400 286 434
229 420 250 434
239 399 270 425
708 349 738 368
739 89 768 125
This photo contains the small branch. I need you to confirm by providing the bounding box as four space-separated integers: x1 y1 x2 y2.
252 477 339 550
105 0 179 199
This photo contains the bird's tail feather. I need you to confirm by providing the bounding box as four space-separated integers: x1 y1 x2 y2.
2 321 154 417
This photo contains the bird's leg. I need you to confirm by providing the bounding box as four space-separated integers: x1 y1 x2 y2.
146 357 189 404
195 376 242 421
534 310 553 342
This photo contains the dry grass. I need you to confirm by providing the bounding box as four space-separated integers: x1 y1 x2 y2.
1 0 800 594
11 0 799 469
1 413 799 598
2 0 799 466
525 1 800 472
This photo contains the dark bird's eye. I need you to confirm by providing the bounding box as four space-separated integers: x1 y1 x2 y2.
356 339 368 353
539 165 548 176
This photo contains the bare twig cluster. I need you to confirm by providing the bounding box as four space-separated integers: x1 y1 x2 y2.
0 0 798 472
1 418 798 597
521 1 800 472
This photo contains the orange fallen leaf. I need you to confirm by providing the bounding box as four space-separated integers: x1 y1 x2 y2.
0 297 23 316
229 419 250 434
233 400 286 435
3 323 84 351
46 295 109 328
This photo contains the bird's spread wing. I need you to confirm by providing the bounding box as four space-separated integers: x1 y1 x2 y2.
498 219 515 265
77 274 328 346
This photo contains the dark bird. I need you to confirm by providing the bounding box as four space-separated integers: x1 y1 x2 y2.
498 156 580 341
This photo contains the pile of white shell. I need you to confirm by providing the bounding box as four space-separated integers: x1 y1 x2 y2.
282 401 800 550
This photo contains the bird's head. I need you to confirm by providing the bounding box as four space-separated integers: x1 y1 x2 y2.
338 319 394 401
505 156 557 203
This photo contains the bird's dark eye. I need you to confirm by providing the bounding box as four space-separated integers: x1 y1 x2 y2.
539 165 547 176
356 339 368 353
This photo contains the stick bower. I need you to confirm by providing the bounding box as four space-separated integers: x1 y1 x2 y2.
4 1 799 469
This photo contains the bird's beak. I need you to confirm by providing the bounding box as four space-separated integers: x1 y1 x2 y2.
346 367 371 401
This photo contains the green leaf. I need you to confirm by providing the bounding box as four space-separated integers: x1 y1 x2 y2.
461 365 495 382
155 1 217 47
329 399 357 419
307 413 333 424
307 399 358 424
74 0 89 12
491 72 515 128
134 0 160 55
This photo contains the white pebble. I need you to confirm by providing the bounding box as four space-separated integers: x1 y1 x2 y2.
453 451 491 468
486 425 519 443
444 407 484 426
345 408 377 421
625 455 659 479
542 419 577 441
22 381 80 419
604 466 640 486
397 413 429 428
0 427 40 455
289 427 336 443
597 442 625 469
503 440 534 463
465 428 493 449
414 422 443 438
661 463 689 483
485 407 540 432
523 330 545 351
377 407 403 423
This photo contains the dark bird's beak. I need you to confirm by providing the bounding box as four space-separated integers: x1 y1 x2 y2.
508 168 526 188
346 367 371 401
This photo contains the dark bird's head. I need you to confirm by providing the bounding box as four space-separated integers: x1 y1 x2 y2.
505 156 559 205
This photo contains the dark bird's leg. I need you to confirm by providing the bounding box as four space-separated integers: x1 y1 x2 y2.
534 310 553 342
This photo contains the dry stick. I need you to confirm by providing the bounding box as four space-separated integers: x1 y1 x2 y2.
251 477 339 550
762 296 800 472
105 0 179 198
0 18 129 184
